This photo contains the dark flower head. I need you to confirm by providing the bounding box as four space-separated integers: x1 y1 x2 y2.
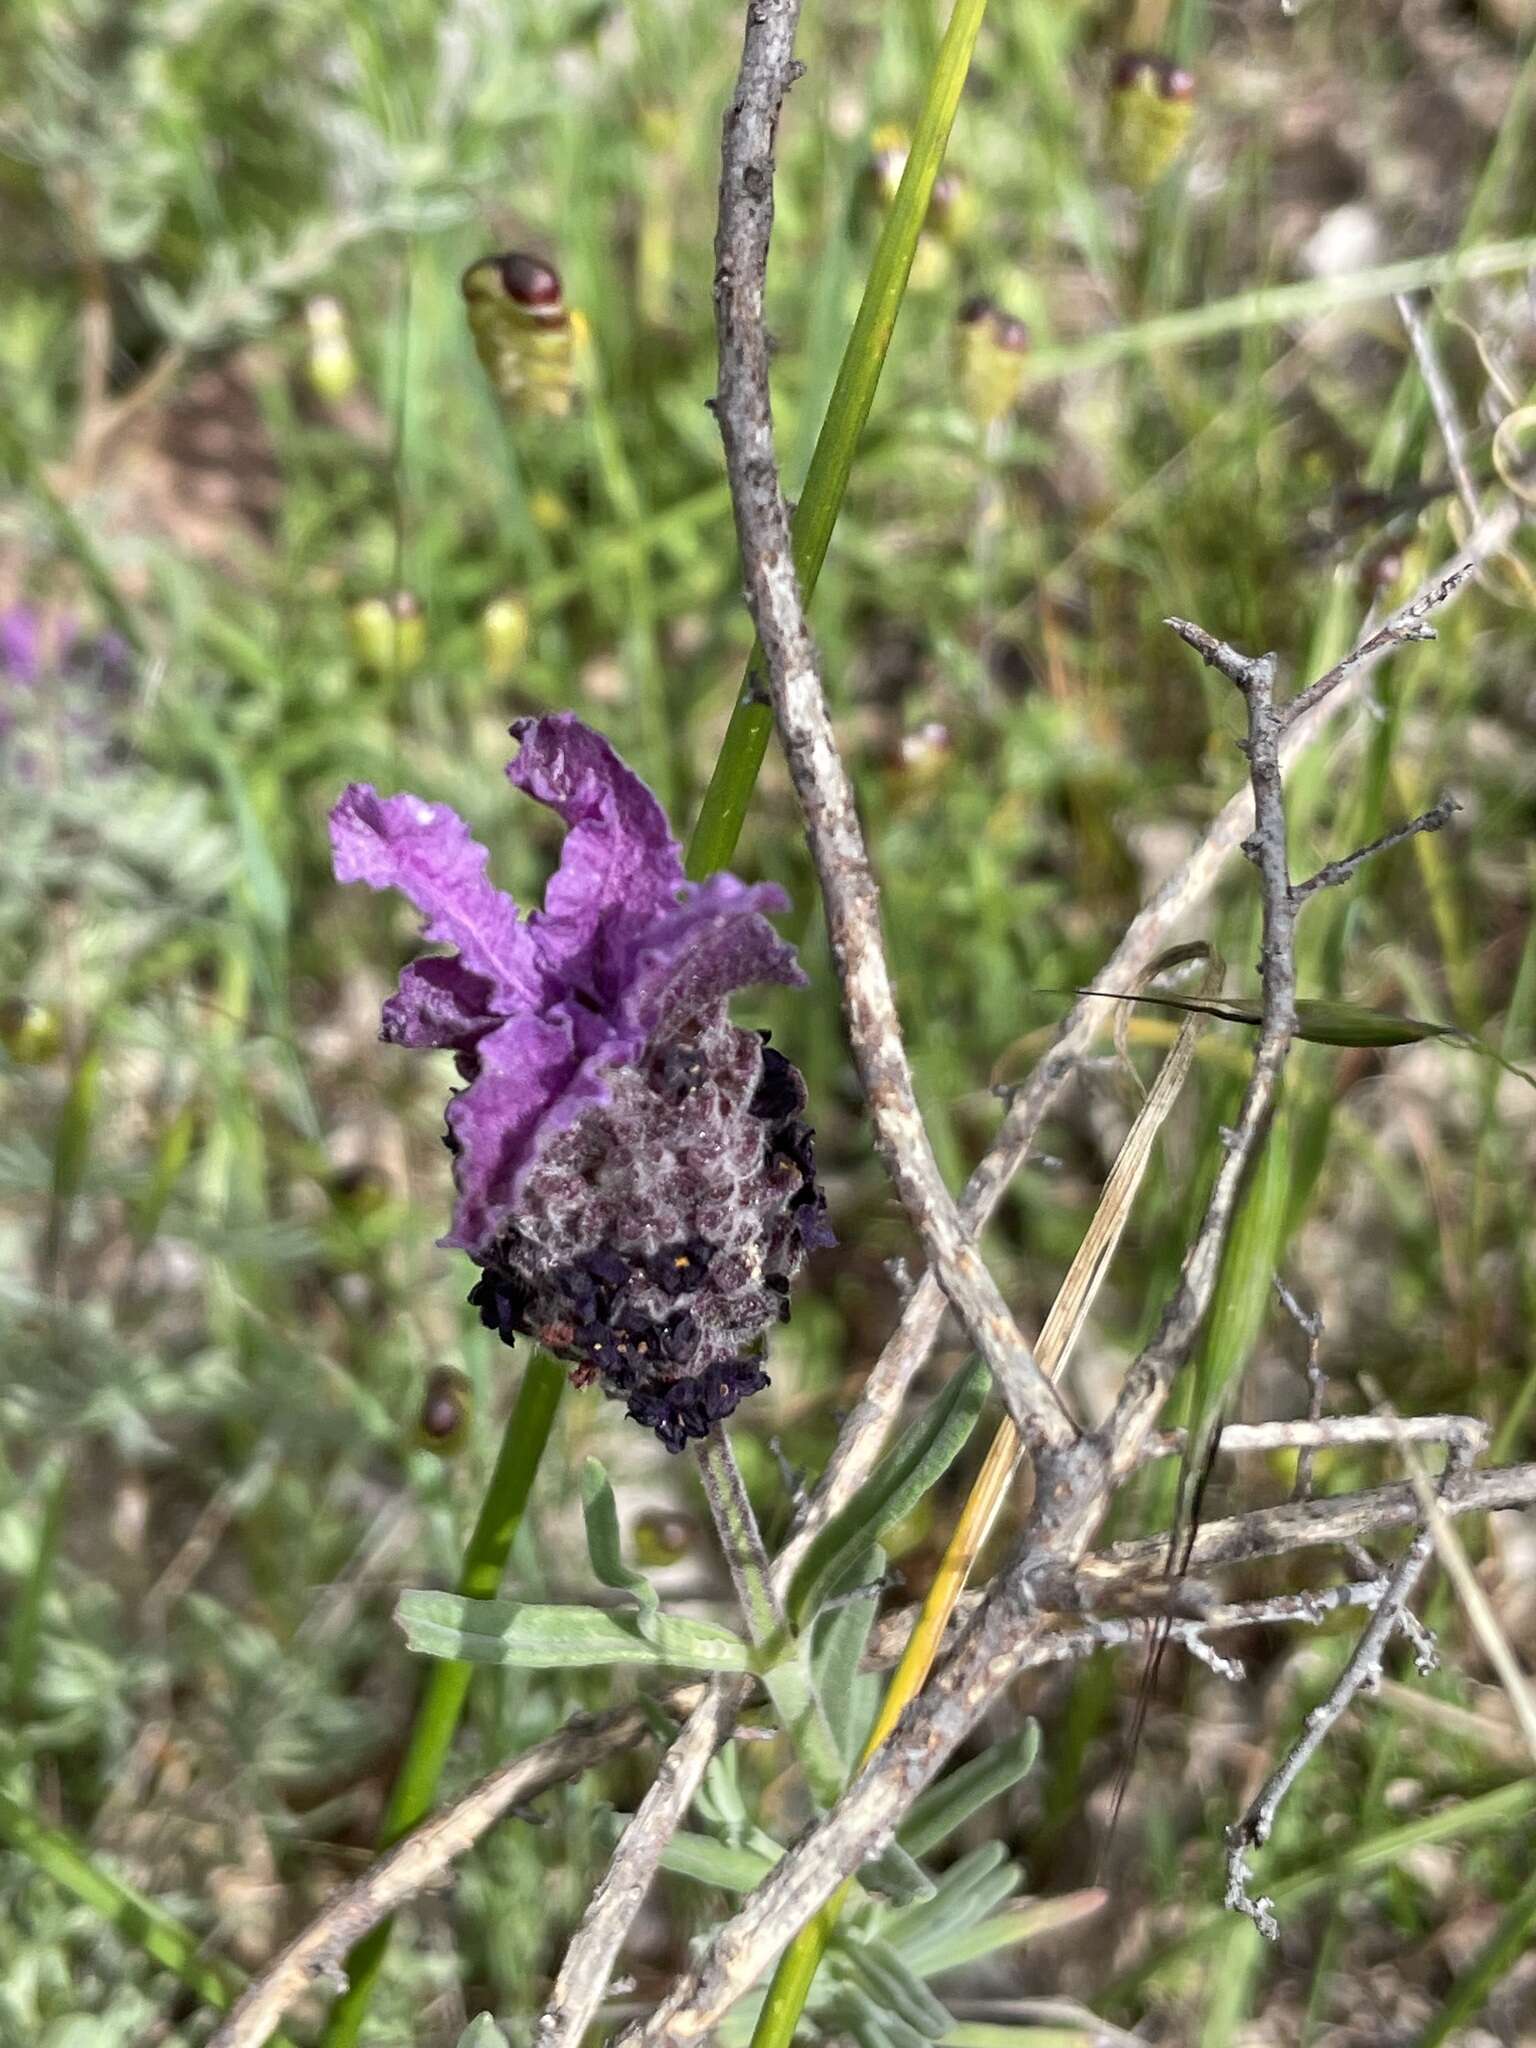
330 713 831 1450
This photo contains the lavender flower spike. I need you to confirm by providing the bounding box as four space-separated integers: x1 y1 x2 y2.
330 714 832 1450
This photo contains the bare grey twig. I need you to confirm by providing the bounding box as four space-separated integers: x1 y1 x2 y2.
1144 1413 1488 1462
709 0 1073 1456
612 483 1319 2048
1276 1277 1327 1503
1282 561 1473 729
617 508 1536 2038
1224 1522 1440 1939
1089 1453 1527 1588
793 503 1519 1557
1291 793 1461 903
533 1679 753 2048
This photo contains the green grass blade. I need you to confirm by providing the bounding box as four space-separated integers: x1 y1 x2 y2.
1021 234 1536 389
6 1453 68 1716
44 1037 104 1281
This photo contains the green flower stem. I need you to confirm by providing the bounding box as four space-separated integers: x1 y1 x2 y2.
685 0 993 884
319 1347 567 2048
0 1789 299 2047
695 1429 847 1810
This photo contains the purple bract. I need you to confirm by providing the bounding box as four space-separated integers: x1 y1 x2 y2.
330 713 832 1450
0 605 133 759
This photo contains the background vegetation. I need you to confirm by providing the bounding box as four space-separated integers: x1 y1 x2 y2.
3 0 1536 2042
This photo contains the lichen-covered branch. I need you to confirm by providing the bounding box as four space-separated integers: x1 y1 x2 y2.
709 0 1072 1454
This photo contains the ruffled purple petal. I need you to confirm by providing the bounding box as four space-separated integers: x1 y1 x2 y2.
442 1010 644 1257
330 784 544 1015
383 956 502 1050
442 1012 580 1255
508 714 685 994
618 875 804 1044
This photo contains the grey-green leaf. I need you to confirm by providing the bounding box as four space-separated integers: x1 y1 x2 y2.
882 1841 1019 1956
839 1934 953 2039
859 1838 935 1905
789 1358 989 1629
396 1590 750 1673
653 1828 780 1893
695 1735 751 1837
455 2020 511 2048
912 1896 1106 1977
580 1458 661 1634
826 1983 937 2048
899 1722 1040 1858
812 1545 885 1767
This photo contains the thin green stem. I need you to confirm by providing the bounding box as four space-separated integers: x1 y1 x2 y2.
695 1428 782 1649
319 1348 566 2048
686 0 993 882
753 1919 832 2048
0 1790 299 2047
695 1429 847 1809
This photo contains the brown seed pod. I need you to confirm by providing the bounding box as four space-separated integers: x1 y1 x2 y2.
416 1366 473 1456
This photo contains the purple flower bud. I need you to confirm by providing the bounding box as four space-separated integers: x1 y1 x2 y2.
330 714 832 1449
